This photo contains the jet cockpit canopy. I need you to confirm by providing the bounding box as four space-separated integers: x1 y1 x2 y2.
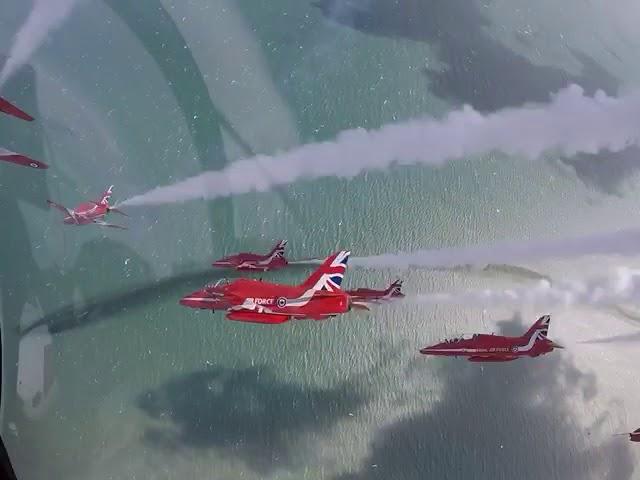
205 278 230 290
443 333 478 343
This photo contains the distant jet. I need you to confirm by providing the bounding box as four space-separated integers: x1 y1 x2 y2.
181 250 369 323
0 147 47 169
420 315 563 362
0 95 33 121
346 279 405 304
614 428 640 442
212 240 288 272
47 185 128 230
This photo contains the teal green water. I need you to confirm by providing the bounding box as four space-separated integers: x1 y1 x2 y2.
2 1 640 479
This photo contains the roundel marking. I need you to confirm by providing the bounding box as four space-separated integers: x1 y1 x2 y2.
276 297 287 308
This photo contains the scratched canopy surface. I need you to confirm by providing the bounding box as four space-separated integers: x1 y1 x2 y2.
2 0 640 479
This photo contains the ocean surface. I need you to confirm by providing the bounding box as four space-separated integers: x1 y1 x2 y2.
2 0 640 479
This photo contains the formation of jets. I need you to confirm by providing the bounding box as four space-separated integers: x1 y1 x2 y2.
5 74 636 446
182 250 371 323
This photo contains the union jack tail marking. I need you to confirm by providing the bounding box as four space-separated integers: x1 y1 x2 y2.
388 279 403 295
99 185 114 206
300 250 350 292
270 239 287 259
524 315 551 341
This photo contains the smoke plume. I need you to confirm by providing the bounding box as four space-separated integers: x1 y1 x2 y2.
413 267 640 308
121 84 638 207
352 228 640 270
0 0 80 88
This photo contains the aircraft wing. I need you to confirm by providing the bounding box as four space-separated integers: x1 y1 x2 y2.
226 308 292 324
0 147 48 169
235 262 269 271
0 96 34 121
467 355 518 362
46 200 73 217
94 220 128 230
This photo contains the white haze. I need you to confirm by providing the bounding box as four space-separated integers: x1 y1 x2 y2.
121 84 639 207
0 0 80 88
351 228 640 269
412 267 640 308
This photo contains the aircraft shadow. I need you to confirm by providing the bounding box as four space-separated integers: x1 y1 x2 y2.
19 269 216 336
313 0 637 195
334 314 634 480
136 365 367 474
19 259 316 336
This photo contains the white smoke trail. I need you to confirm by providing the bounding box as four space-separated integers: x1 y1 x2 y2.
412 267 640 308
351 228 640 270
0 0 80 89
121 84 639 207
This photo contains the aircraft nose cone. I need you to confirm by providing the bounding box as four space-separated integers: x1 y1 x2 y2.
179 291 207 308
179 297 195 307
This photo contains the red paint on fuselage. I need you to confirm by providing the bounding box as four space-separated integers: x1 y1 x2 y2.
63 201 108 225
180 277 349 323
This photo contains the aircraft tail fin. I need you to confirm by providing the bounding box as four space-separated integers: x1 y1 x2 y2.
524 315 551 341
388 279 403 295
99 185 114 205
299 250 350 292
269 239 287 259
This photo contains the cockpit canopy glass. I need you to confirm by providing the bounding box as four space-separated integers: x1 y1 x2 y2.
205 278 230 290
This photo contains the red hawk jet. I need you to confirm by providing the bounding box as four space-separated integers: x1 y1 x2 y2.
420 315 563 362
347 279 404 304
47 185 128 229
0 95 33 121
212 240 288 271
180 250 369 324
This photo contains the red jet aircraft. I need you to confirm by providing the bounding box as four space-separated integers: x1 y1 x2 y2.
212 240 288 271
347 279 405 304
47 185 128 229
181 250 370 324
420 315 563 362
614 429 640 442
0 147 47 169
0 96 33 121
